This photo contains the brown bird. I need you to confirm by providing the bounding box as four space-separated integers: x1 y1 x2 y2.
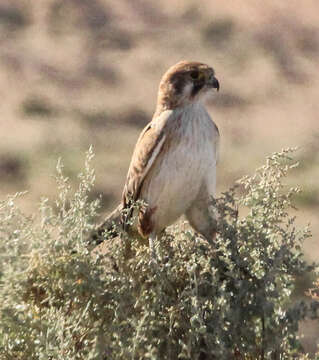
93 61 220 260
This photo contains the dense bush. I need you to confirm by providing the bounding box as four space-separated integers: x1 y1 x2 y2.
0 148 318 359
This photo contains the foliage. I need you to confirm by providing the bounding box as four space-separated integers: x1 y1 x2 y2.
0 148 318 359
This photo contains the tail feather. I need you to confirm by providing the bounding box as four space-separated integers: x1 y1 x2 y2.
89 204 123 246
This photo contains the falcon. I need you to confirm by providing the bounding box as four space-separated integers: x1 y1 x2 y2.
93 61 220 260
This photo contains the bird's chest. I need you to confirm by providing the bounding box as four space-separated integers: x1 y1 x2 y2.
165 110 215 175
141 107 218 230
145 110 216 200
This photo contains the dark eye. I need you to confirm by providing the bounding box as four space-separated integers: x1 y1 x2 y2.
190 70 200 80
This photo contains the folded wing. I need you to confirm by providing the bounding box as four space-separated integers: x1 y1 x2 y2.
122 110 173 207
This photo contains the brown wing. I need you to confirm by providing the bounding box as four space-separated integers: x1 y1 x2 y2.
122 110 173 207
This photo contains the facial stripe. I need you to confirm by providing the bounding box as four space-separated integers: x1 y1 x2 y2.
191 81 205 97
172 75 187 96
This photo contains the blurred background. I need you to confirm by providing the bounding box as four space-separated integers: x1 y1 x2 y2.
0 0 318 352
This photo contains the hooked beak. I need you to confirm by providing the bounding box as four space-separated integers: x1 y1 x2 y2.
208 76 220 92
207 75 219 91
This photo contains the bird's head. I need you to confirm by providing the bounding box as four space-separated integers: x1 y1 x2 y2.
156 61 219 113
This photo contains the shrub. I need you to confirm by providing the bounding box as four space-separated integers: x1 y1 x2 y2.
0 148 318 359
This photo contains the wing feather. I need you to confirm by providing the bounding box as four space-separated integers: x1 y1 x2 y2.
122 110 173 207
